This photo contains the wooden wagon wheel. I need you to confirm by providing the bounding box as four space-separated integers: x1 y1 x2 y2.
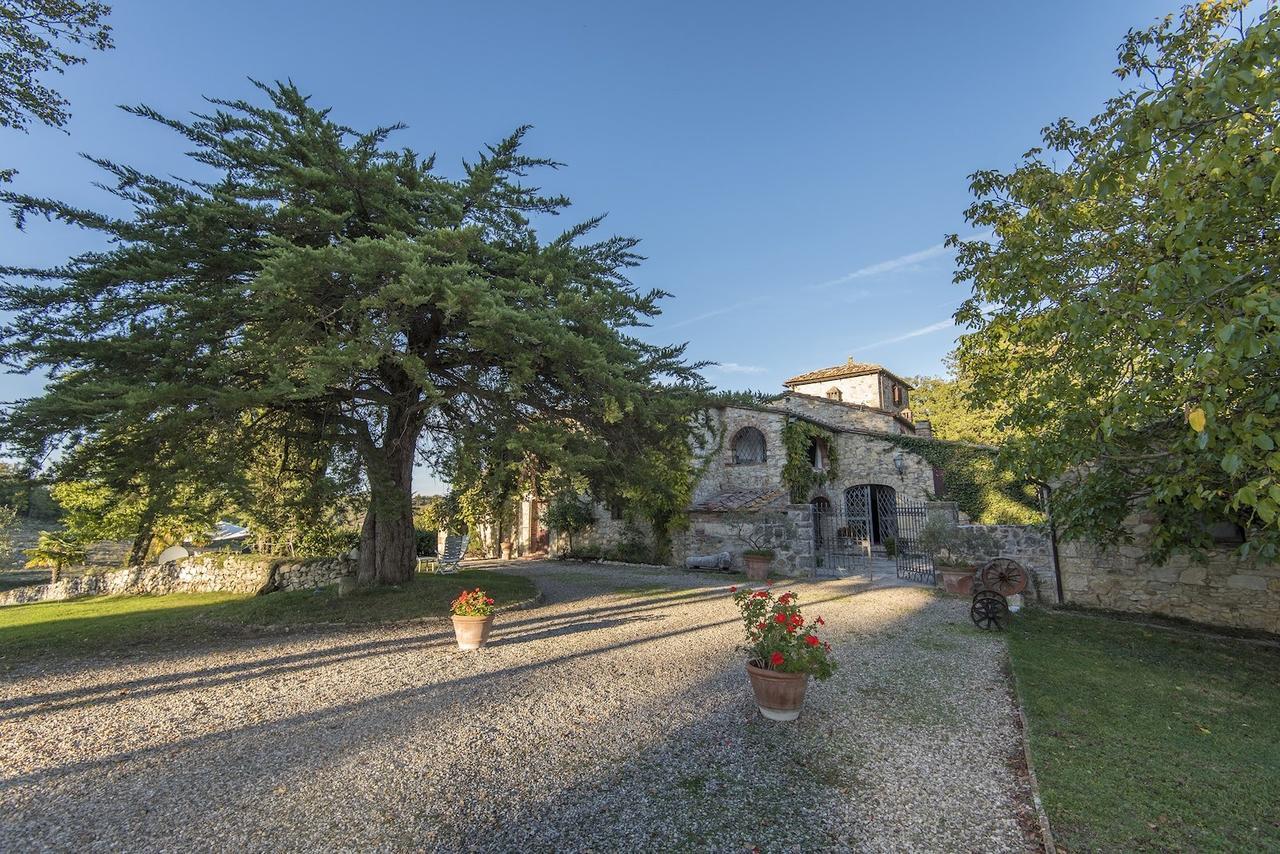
970 590 1010 631
979 558 1028 597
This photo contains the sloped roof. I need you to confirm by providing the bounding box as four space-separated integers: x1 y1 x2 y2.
783 358 914 390
691 487 789 513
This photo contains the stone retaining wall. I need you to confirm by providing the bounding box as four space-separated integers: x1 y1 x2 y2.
953 523 1057 604
1057 535 1280 635
675 504 816 575
0 553 355 607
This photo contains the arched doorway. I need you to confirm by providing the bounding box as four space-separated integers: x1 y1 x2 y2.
844 484 898 546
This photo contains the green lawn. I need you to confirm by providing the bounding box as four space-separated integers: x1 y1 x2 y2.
1008 608 1280 852
0 569 536 662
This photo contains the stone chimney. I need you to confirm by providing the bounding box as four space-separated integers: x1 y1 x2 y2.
914 419 933 439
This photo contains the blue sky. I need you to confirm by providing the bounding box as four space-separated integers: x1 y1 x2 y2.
0 0 1177 492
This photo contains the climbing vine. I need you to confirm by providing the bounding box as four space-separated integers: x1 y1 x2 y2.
879 433 1043 525
781 419 839 502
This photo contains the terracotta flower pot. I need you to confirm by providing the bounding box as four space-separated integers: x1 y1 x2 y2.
743 553 772 581
938 566 975 595
451 614 494 650
746 661 808 721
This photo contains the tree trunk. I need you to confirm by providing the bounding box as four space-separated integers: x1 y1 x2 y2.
358 427 420 586
129 507 157 567
50 561 61 584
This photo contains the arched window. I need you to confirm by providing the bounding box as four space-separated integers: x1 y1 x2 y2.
826 387 843 401
730 426 767 464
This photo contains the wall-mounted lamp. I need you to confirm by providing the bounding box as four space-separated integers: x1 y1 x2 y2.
892 451 906 476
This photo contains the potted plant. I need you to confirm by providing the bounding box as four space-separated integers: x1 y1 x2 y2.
742 549 774 581
917 516 998 595
730 585 837 720
450 587 496 650
726 514 792 581
882 536 898 557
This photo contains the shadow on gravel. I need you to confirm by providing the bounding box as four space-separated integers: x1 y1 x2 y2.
0 578 885 723
0 582 902 794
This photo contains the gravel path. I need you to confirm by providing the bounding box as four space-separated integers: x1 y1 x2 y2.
1 561 1040 852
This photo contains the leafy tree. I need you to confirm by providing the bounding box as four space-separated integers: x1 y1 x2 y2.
544 493 595 552
0 502 17 563
907 367 1007 446
951 2 1279 561
0 82 703 585
23 529 84 582
1 0 113 179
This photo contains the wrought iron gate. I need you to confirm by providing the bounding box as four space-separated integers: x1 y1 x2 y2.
892 498 934 584
811 500 870 578
811 493 934 584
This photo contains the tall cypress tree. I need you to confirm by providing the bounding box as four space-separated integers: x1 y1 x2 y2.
0 81 703 584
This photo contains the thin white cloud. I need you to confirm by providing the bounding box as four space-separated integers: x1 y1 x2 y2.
851 318 957 353
709 362 766 375
814 243 950 289
665 295 769 330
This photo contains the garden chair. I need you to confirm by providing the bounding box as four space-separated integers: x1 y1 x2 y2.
420 534 468 574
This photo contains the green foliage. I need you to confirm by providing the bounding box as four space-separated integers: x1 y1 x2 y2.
730 587 837 680
0 462 58 520
1009 608 1280 852
907 370 1007 446
23 529 85 581
780 419 839 502
951 3 1280 561
881 434 1043 525
0 503 16 562
544 493 595 551
0 0 113 134
1 81 704 584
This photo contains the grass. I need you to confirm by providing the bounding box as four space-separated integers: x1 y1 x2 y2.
0 569 537 662
1007 608 1280 852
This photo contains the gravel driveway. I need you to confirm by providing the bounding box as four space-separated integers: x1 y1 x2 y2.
1 561 1040 852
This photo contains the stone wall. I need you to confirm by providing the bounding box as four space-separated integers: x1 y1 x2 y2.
774 393 909 434
675 504 816 574
0 553 355 607
1057 533 1280 635
956 523 1057 604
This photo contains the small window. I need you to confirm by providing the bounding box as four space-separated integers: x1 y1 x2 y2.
730 427 767 464
826 387 843 401
807 438 829 471
892 384 904 407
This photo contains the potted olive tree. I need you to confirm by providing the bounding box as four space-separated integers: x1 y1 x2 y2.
731 585 837 720
917 515 999 595
727 514 792 581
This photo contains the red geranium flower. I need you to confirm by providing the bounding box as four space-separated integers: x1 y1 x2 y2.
815 616 825 626
485 598 494 605
804 634 819 647
791 614 803 626
777 593 791 605
774 613 787 624
756 621 766 630
729 586 737 593
770 651 784 666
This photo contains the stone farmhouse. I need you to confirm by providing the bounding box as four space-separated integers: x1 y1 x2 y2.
511 358 947 576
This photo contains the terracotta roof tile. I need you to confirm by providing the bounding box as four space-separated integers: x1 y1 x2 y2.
783 359 883 386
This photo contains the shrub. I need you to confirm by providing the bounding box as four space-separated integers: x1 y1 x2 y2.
730 585 837 679
450 587 495 617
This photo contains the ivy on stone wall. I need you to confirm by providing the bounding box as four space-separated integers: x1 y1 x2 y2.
781 419 839 502
879 433 1043 525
